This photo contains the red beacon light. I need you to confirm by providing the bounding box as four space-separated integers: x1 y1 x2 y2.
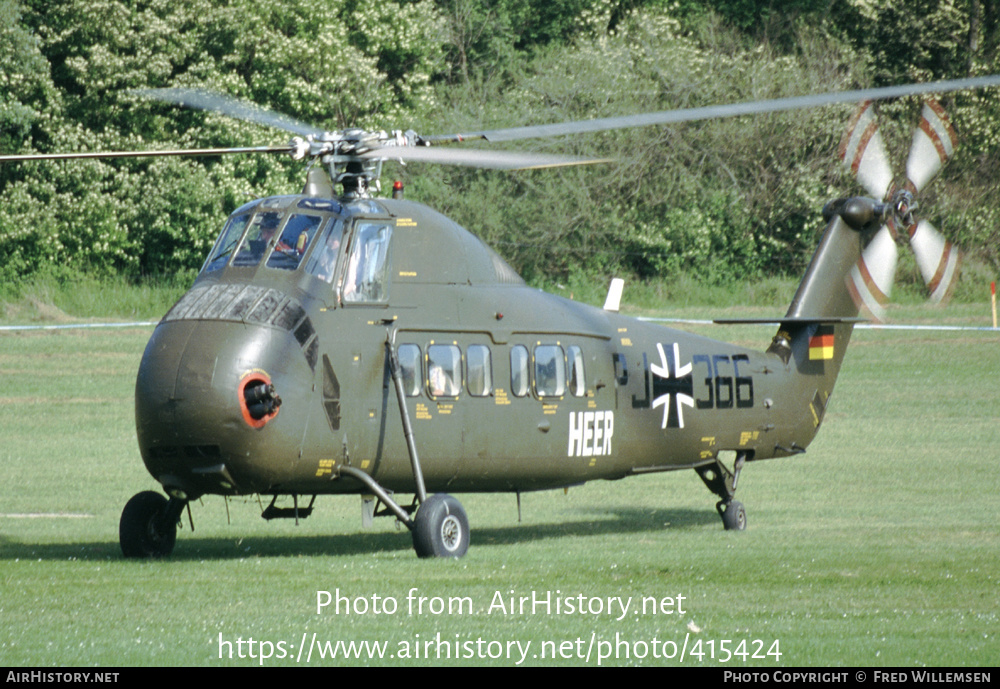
392 180 404 199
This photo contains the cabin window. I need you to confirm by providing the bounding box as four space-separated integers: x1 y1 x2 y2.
510 346 529 397
304 219 346 283
567 345 586 397
466 345 493 397
427 344 461 397
343 222 392 303
203 213 250 272
266 213 323 270
534 345 566 397
397 344 421 397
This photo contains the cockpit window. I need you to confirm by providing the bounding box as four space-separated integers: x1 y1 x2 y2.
343 222 392 303
232 212 282 267
304 219 346 283
266 213 323 271
202 213 251 273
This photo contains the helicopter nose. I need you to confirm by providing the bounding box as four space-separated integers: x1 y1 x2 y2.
135 316 312 497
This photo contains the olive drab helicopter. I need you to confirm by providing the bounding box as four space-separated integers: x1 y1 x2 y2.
3 76 999 559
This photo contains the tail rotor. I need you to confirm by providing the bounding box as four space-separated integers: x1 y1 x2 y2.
838 99 961 320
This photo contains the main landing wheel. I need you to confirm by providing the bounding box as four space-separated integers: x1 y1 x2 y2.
120 491 178 558
718 500 747 531
412 494 469 558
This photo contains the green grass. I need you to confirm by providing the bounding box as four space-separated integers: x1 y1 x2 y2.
1 302 998 667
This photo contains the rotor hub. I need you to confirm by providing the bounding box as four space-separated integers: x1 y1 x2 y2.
288 129 425 198
887 188 918 243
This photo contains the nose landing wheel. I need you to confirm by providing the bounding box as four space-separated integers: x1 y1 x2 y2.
120 491 186 558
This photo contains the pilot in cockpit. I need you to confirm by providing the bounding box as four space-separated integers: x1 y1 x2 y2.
247 213 282 261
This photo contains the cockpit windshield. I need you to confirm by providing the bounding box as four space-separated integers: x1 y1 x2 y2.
199 202 393 305
202 208 325 273
232 212 283 267
202 213 251 273
265 213 324 270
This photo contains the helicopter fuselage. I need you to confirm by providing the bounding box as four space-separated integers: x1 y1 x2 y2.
135 195 851 503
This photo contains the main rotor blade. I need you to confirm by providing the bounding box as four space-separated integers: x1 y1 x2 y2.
0 145 293 163
839 101 893 199
134 88 324 138
906 100 958 193
362 146 611 170
426 75 1000 143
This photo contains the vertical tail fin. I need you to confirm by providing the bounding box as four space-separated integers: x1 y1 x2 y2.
764 206 871 439
773 207 868 371
786 205 867 322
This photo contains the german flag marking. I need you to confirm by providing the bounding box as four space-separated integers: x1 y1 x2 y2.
808 329 835 361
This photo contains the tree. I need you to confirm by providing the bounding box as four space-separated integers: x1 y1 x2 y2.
0 0 55 153
0 0 448 279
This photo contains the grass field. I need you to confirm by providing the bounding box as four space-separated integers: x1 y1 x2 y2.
1 302 997 667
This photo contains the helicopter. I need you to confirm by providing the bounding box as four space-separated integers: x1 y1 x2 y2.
3 76 999 559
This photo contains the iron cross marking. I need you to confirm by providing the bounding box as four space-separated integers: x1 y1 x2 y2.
651 342 694 429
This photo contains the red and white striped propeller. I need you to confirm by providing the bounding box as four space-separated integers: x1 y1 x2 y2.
839 100 961 321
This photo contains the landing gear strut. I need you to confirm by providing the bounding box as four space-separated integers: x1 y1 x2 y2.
334 336 469 559
120 490 187 557
696 452 748 531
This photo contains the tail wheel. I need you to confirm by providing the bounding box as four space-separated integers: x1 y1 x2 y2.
412 494 469 558
120 491 178 558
